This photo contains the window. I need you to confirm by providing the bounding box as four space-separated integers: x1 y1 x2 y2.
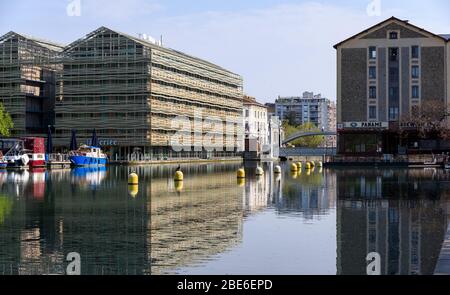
369 86 377 99
389 107 399 121
389 68 399 82
369 66 377 79
389 87 399 99
389 48 399 61
389 32 399 39
369 47 377 59
411 46 419 59
412 86 419 99
369 106 377 119
412 66 420 79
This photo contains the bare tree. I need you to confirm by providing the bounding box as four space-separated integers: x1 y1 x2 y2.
399 99 450 140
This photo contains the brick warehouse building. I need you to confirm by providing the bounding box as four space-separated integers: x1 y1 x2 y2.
334 17 450 156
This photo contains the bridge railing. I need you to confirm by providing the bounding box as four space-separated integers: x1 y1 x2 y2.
282 131 337 145
280 147 337 157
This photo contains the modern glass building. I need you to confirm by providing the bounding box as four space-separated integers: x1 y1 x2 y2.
0 32 63 136
55 27 244 159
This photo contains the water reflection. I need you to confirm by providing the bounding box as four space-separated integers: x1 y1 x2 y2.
276 166 335 219
0 164 447 275
336 168 450 275
71 167 107 190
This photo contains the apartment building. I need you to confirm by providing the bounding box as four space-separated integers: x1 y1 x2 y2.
243 96 268 144
335 17 450 155
275 91 333 130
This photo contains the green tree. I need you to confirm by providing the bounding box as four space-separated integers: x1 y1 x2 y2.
0 102 13 136
283 121 324 148
285 111 298 126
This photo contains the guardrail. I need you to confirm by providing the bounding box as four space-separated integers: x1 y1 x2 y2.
280 148 337 157
47 154 70 162
112 152 242 162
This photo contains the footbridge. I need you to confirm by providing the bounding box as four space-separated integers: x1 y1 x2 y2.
282 131 337 145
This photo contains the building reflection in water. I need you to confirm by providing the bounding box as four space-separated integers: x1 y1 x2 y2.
0 164 448 275
0 163 339 275
273 165 336 219
0 167 148 275
148 163 244 275
336 168 450 275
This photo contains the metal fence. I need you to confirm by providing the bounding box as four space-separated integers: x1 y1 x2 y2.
47 154 70 162
113 152 242 162
280 147 337 157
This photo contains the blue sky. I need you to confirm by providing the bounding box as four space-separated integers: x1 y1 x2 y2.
1 0 450 102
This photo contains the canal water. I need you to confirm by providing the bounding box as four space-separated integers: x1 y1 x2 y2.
0 163 449 275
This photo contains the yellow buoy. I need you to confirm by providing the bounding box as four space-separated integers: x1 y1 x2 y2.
237 178 245 187
310 161 315 167
174 170 184 181
128 173 139 185
237 168 246 179
128 185 139 198
318 161 323 167
274 165 282 174
296 162 302 169
256 167 264 176
175 180 184 192
290 163 298 172
305 162 311 170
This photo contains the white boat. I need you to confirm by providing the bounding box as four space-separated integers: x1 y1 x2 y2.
1 139 31 168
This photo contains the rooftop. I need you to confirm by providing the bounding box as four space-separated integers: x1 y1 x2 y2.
334 16 450 49
0 31 65 52
64 26 240 77
243 95 266 108
439 34 450 41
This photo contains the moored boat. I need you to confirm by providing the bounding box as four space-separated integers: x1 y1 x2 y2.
1 139 29 168
23 137 46 168
0 151 7 168
0 137 46 168
69 145 107 166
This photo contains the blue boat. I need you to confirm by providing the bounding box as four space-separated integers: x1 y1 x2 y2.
71 166 107 189
69 145 107 166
